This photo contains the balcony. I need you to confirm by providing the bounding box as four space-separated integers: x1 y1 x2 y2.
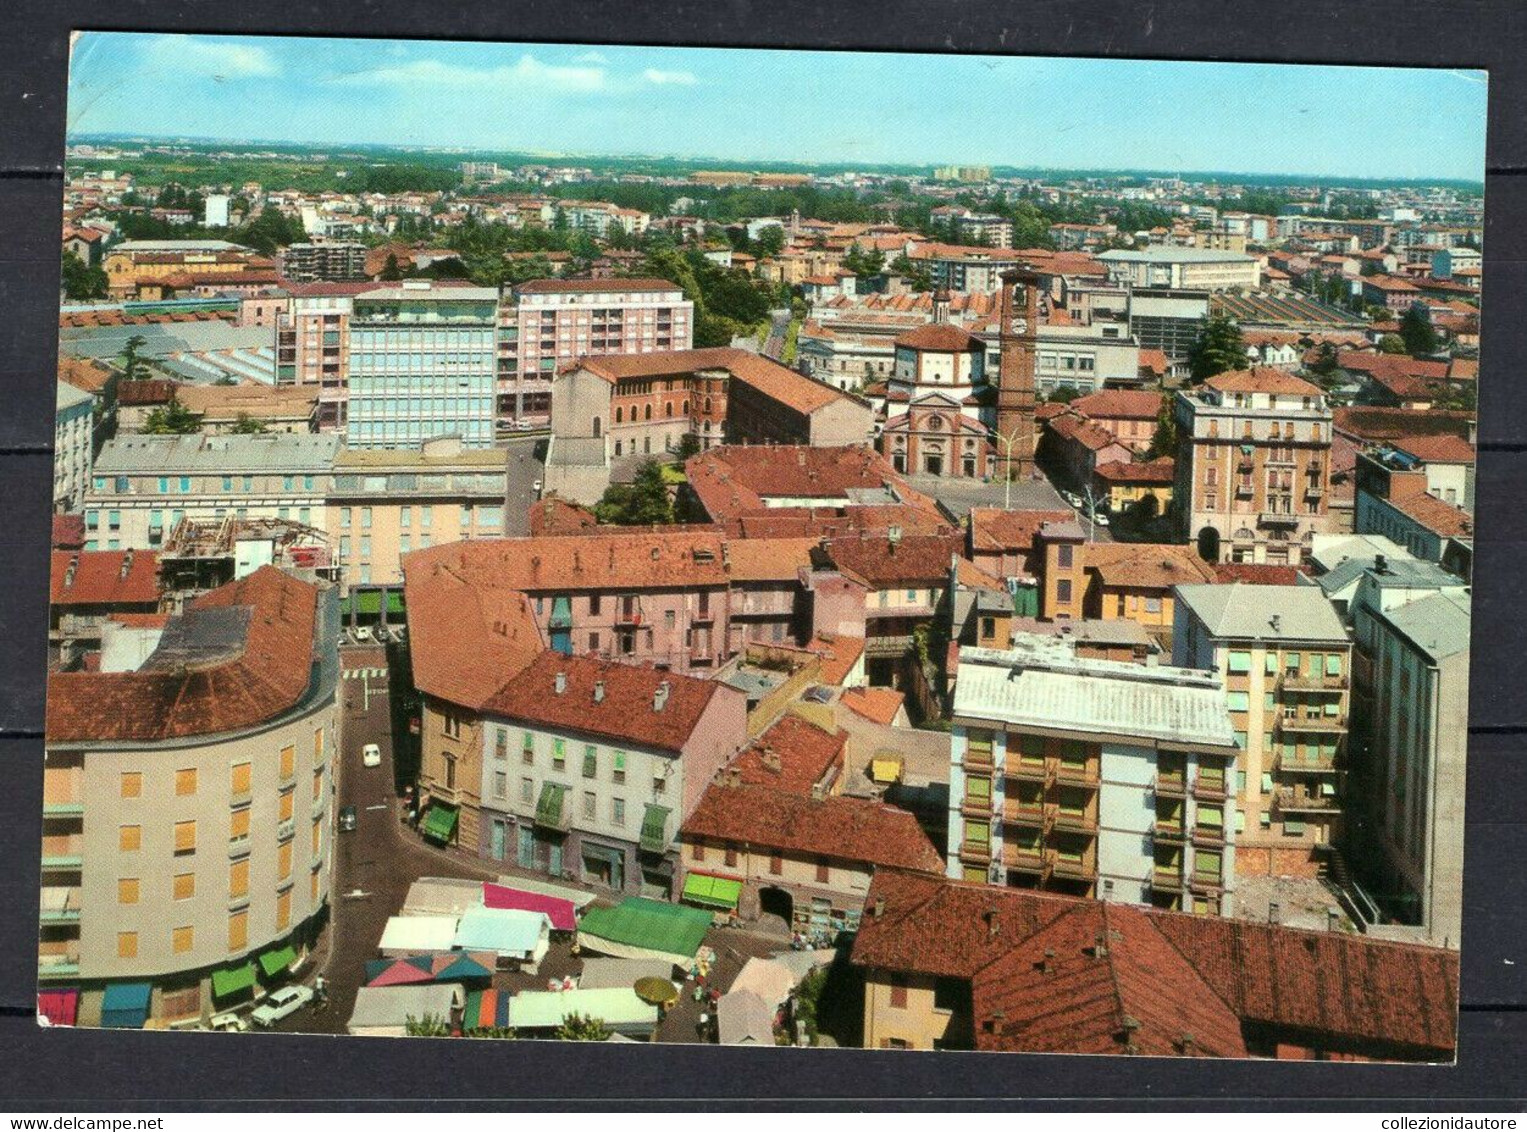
964 744 995 772
1191 825 1227 848
228 893 250 913
1273 786 1339 813
1277 714 1345 735
960 794 996 820
43 801 85 818
1277 751 1339 774
1152 773 1189 799
957 841 992 868
40 855 83 872
39 887 81 924
1192 774 1229 802
1050 807 1098 835
1054 762 1100 788
1150 866 1185 893
1006 759 1051 785
1002 842 1047 875
230 789 253 809
1152 821 1187 844
1279 672 1348 693
1258 511 1301 529
1003 800 1050 830
276 818 296 842
228 834 252 859
1046 849 1096 881
1189 872 1224 894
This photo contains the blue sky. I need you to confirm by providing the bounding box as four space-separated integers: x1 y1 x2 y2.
66 33 1488 181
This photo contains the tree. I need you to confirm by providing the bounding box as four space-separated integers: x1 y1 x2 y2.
61 251 109 300
1377 334 1407 355
1399 305 1440 356
888 254 933 292
1187 315 1247 383
554 1013 611 1042
1132 492 1161 521
229 413 268 434
119 334 149 382
755 225 786 258
1047 384 1081 404
675 433 702 461
1308 341 1340 377
1147 393 1178 459
380 253 405 282
841 245 885 278
404 1014 452 1038
593 459 672 526
143 397 200 435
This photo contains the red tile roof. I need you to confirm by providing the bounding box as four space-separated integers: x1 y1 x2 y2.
853 870 1459 1059
839 686 906 725
578 347 863 416
1071 389 1162 421
52 514 86 551
722 537 820 583
1394 435 1476 465
481 651 724 754
806 633 865 686
729 713 847 793
526 495 599 537
1333 407 1475 444
1092 457 1174 485
682 782 943 873
1047 413 1127 453
57 356 114 394
1338 352 1450 381
50 550 161 607
968 508 1074 554
817 533 962 588
1204 367 1323 396
1388 491 1474 539
894 323 984 352
1084 542 1215 591
46 567 321 743
1211 563 1304 586
515 276 680 295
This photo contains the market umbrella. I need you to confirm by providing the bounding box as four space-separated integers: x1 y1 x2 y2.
634 976 680 1008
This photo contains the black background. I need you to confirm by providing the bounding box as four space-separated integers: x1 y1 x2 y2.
1 0 1523 1108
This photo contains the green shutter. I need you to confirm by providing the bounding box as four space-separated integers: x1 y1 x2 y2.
552 739 565 765
583 747 598 778
1326 654 1343 676
1234 809 1247 833
1265 653 1278 675
640 804 672 853
1260 772 1273 793
535 783 565 827
1228 651 1251 674
613 751 627 771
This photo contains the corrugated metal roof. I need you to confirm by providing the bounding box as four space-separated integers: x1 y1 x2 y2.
1174 583 1348 643
953 643 1236 750
1383 591 1471 660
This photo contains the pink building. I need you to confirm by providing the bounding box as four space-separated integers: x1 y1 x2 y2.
498 278 694 423
275 282 375 431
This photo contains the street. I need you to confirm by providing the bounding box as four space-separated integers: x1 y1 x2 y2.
502 434 548 536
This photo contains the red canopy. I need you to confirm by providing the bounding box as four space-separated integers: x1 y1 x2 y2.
38 990 78 1027
482 883 578 932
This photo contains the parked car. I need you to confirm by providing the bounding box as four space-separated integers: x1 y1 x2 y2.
250 985 314 1029
339 805 358 832
532 479 543 494
354 625 372 642
362 743 382 768
208 1012 249 1033
513 420 535 431
1093 511 1111 527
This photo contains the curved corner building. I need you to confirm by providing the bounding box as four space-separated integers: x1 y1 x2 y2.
40 566 340 1029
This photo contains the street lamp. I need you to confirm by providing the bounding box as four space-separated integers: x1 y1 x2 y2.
992 423 1032 512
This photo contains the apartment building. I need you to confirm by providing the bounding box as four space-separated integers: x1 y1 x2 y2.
40 568 338 1028
1098 247 1260 291
910 244 1024 294
278 242 368 283
1125 288 1211 376
275 282 372 432
84 433 340 551
498 278 693 422
1173 368 1334 565
474 653 745 899
324 435 509 596
1354 440 1476 563
949 639 1241 915
1173 583 1352 879
851 868 1458 1060
953 214 1014 247
346 282 498 450
56 381 95 513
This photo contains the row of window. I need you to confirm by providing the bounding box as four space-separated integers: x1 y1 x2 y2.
115 878 311 960
1226 650 1345 677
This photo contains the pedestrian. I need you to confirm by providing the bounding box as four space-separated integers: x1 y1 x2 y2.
696 1010 709 1041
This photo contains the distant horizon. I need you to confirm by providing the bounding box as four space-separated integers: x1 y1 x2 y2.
66 35 1489 184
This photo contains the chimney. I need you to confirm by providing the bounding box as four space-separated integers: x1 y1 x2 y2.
1326 907 1340 933
810 782 826 802
654 680 670 712
593 679 605 704
873 896 886 919
1269 613 1281 633
983 908 1000 938
1180 1032 1197 1056
761 748 782 773
1374 553 1388 575
1268 901 1281 926
1039 947 1056 974
554 671 567 695
119 548 134 580
932 287 951 324
888 524 902 548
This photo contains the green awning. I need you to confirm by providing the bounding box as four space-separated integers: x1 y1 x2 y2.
639 804 672 854
212 962 256 999
682 872 742 910
534 783 565 829
549 595 573 629
422 805 458 843
258 945 298 979
342 591 406 616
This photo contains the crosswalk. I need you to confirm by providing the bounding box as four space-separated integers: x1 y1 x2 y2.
343 668 388 681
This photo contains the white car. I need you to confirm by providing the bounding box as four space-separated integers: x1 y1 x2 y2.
250 985 314 1028
362 743 382 768
532 479 543 494
353 625 372 642
208 1012 248 1033
1093 511 1111 527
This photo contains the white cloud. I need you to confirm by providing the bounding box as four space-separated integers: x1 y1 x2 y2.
326 54 607 93
573 51 609 64
142 35 280 79
643 67 698 86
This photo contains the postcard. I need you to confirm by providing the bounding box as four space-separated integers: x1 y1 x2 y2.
43 33 1479 1060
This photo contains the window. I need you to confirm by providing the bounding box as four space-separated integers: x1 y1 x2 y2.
279 745 295 781
174 820 197 854
230 808 250 842
612 798 626 826
119 824 141 851
118 878 140 905
521 732 535 764
816 857 830 883
175 768 197 796
279 790 295 823
1057 543 1074 568
230 859 249 898
228 910 248 951
173 925 194 955
1227 651 1252 674
173 872 195 901
552 739 566 767
120 771 142 799
613 751 626 784
521 777 534 803
117 932 138 960
443 711 462 741
1226 691 1250 713
1056 579 1072 604
493 771 508 800
725 843 738 867
889 974 910 1009
770 851 784 876
583 791 596 820
276 890 292 931
583 747 598 778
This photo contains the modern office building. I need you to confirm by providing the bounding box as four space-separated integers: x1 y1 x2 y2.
84 433 340 551
1174 368 1334 565
1098 247 1260 291
948 637 1241 916
346 282 498 449
499 278 693 422
40 568 339 1029
1173 583 1351 880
